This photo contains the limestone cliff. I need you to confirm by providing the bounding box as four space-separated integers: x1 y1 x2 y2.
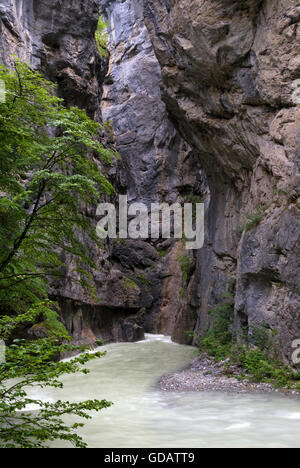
144 0 300 361
0 0 198 346
100 0 206 339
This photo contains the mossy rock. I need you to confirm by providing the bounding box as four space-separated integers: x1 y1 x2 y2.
122 278 140 292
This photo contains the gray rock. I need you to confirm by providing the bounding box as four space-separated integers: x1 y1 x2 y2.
144 0 300 362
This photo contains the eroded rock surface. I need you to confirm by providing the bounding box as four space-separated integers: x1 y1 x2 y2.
100 0 206 339
0 0 104 117
144 0 300 361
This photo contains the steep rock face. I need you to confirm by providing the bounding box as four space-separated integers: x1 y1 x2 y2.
144 0 300 361
0 0 104 118
100 0 206 338
2 0 299 361
101 0 187 204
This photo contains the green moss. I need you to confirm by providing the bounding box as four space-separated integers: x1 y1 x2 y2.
184 193 204 204
115 238 126 245
43 309 68 337
33 318 67 338
122 278 139 292
177 255 191 284
158 249 169 258
177 254 192 298
95 15 109 57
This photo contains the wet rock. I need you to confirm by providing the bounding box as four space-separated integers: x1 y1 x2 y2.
121 317 145 342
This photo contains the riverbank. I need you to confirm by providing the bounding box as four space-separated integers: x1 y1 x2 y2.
158 353 300 395
46 336 300 448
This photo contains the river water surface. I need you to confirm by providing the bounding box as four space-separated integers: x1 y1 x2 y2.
31 334 300 448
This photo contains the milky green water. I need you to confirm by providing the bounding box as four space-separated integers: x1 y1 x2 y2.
28 334 300 448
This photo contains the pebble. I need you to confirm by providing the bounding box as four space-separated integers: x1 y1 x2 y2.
158 353 300 395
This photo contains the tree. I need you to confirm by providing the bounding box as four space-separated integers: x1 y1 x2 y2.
0 60 116 447
0 60 115 313
0 303 112 448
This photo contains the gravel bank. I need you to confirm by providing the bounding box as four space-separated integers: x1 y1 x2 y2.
158 354 300 395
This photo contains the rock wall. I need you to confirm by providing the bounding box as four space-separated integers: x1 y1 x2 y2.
144 0 300 361
1 0 299 362
100 0 206 340
0 0 104 118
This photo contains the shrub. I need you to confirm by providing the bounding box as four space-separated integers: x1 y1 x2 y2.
198 294 298 389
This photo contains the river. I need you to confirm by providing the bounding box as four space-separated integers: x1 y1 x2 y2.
28 334 300 448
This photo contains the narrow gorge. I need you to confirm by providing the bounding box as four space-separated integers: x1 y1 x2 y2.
1 0 299 364
1 0 300 451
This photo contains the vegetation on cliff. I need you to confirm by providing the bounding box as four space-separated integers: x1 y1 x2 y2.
196 295 300 390
95 15 109 57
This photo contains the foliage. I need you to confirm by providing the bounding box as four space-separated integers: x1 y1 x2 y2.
158 248 169 258
122 278 139 292
241 350 292 387
0 61 115 313
136 275 152 287
248 322 272 351
199 293 235 361
198 295 299 389
0 61 116 447
239 207 265 234
0 305 112 448
177 254 191 297
95 15 109 57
